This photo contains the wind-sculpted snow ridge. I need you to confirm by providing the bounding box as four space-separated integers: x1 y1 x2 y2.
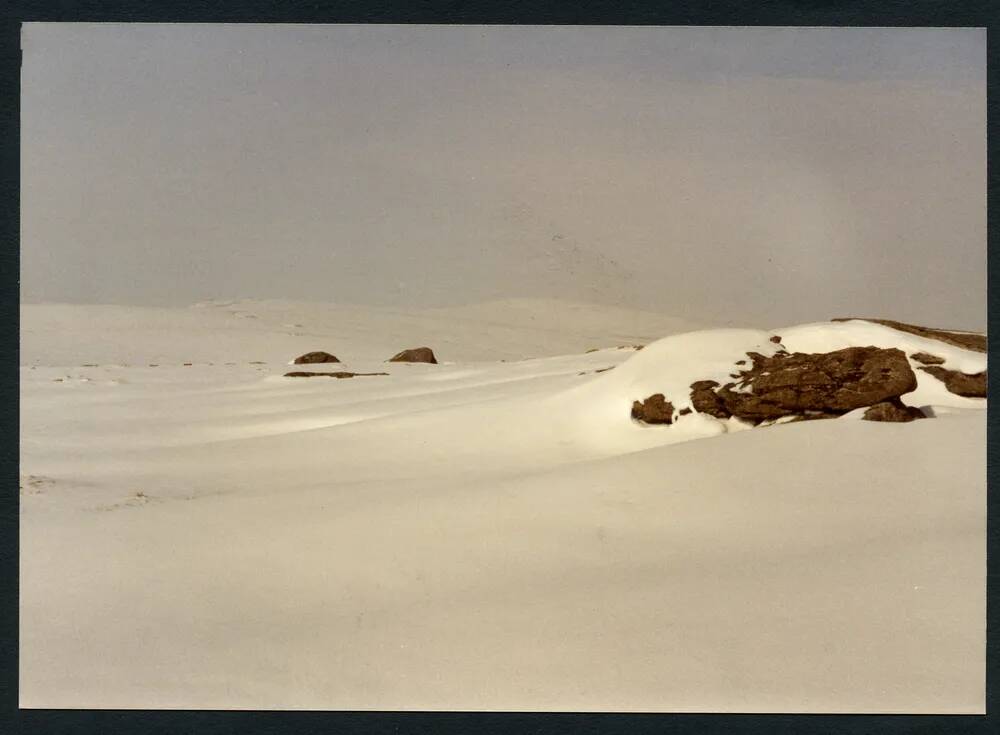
831 317 986 352
551 319 986 456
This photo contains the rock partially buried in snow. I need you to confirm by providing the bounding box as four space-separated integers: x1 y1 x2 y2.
284 371 388 379
689 380 731 419
686 347 917 424
910 352 946 365
609 320 983 438
917 366 987 398
388 347 437 364
293 351 340 364
863 399 927 423
631 394 675 424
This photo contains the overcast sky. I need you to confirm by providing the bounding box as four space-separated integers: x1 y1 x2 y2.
20 24 986 328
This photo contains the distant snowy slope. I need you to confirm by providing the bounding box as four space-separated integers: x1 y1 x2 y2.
19 298 706 366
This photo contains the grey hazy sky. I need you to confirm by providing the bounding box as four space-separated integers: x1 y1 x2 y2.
21 24 986 328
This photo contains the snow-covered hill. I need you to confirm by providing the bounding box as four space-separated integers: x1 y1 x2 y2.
19 300 985 711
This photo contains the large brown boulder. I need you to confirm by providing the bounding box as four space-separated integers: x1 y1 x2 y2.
918 366 987 398
631 394 675 424
689 346 918 424
863 399 927 423
388 347 437 364
293 351 340 364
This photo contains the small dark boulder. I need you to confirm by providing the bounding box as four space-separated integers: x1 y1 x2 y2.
769 335 782 344
388 347 438 364
293 351 340 364
631 394 676 424
284 371 388 379
863 399 927 422
918 366 987 398
910 352 945 365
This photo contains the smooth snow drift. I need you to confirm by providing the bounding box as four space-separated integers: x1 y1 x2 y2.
19 300 985 712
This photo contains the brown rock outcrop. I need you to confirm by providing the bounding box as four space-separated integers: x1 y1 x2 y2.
293 351 340 364
388 347 438 364
688 347 917 424
631 394 675 424
690 380 731 419
918 366 987 398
